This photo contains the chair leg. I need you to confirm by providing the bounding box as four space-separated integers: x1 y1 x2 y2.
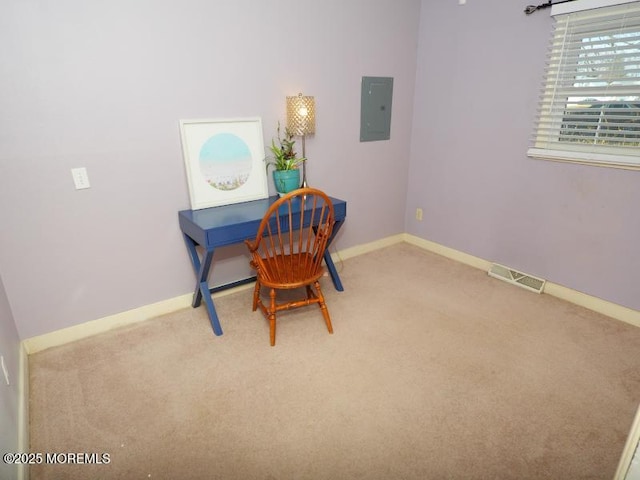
252 279 261 311
314 281 333 334
269 288 277 346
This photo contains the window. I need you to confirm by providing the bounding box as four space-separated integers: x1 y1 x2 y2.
528 1 640 169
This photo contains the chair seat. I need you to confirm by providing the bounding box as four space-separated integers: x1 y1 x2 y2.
253 253 324 289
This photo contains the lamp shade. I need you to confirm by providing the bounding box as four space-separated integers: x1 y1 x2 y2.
286 94 316 135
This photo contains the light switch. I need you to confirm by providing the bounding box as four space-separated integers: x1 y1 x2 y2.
71 167 90 190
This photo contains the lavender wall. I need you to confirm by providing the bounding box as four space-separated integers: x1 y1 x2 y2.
0 0 420 339
0 275 20 480
406 0 640 311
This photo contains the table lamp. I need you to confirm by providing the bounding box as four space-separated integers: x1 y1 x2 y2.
286 93 315 188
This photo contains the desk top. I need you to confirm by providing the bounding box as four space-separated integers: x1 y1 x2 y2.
179 195 346 249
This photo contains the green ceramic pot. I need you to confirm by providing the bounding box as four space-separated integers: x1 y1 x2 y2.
273 169 300 196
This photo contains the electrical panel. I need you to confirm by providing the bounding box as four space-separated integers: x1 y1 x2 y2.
360 76 393 142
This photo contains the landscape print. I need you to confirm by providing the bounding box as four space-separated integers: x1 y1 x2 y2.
198 132 252 191
180 118 268 209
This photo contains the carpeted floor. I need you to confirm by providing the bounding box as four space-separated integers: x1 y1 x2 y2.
29 242 640 479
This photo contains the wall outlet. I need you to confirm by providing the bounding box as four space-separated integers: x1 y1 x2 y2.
415 208 423 221
1 355 9 386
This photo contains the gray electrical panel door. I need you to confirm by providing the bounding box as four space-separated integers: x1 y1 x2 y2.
360 76 393 142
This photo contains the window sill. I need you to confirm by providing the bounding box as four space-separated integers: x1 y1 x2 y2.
551 0 638 15
527 148 640 171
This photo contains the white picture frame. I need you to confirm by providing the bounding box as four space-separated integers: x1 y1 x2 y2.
179 117 269 210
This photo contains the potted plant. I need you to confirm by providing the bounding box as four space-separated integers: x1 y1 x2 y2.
267 122 305 196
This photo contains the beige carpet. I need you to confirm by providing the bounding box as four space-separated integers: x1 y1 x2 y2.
29 242 640 479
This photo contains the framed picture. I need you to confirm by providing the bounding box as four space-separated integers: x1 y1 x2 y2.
179 117 269 210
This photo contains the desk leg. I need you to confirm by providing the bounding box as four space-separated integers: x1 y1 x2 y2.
324 219 345 292
182 234 224 336
199 280 223 336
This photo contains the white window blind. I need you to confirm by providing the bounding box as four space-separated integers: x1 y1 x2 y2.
528 1 640 169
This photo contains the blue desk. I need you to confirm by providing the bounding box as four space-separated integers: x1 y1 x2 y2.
179 195 347 336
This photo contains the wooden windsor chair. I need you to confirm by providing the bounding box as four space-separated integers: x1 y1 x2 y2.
244 188 336 346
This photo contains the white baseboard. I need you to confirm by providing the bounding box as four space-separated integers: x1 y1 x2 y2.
23 294 192 355
23 233 639 355
23 238 410 355
403 234 492 271
403 233 640 329
331 233 406 261
543 282 640 329
22 284 254 355
614 403 640 480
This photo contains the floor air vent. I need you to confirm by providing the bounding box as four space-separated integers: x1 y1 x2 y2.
488 263 546 294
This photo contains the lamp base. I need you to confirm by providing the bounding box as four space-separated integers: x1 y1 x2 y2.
300 158 308 188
